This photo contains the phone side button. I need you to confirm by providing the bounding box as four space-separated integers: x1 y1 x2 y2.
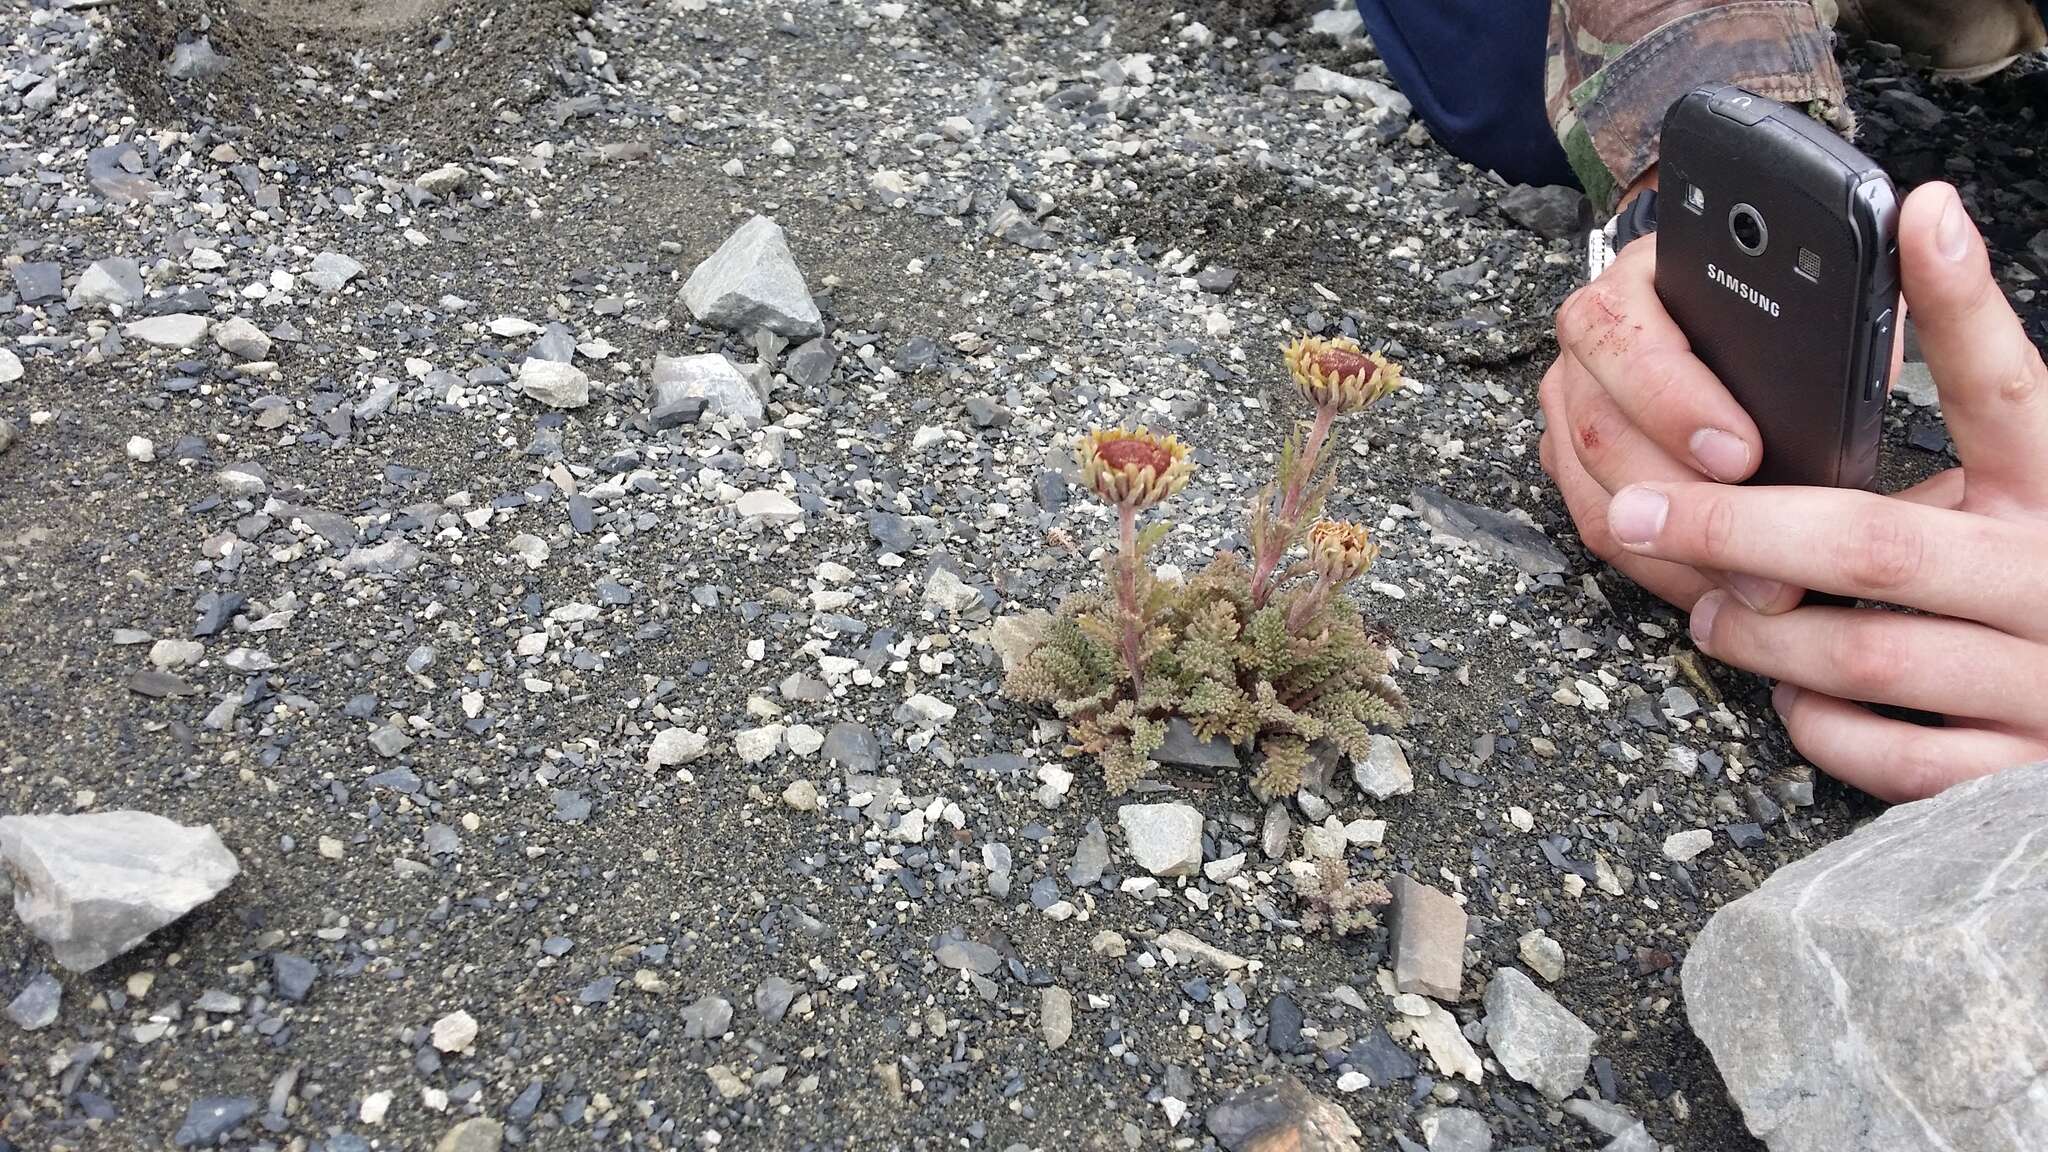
1865 308 1895 402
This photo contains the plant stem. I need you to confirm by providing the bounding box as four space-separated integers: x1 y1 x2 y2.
1116 503 1146 693
1249 405 1339 608
1282 406 1338 523
1285 573 1333 634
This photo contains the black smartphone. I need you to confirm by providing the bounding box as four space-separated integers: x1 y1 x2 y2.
1654 85 1900 489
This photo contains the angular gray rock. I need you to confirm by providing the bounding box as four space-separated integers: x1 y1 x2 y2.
1353 733 1413 800
0 811 241 972
1391 876 1467 1000
1426 1108 1493 1152
1497 184 1591 240
680 994 733 1039
1483 967 1596 1100
1410 486 1569 576
174 1095 258 1147
1151 717 1240 769
1684 761 2048 1152
1118 802 1204 877
69 257 145 310
754 976 799 1022
1040 986 1074 1050
6 972 61 1031
305 252 365 293
652 352 762 427
681 215 822 338
1067 818 1109 886
1206 1076 1361 1152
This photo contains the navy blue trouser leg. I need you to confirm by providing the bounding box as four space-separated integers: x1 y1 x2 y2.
1352 0 1579 188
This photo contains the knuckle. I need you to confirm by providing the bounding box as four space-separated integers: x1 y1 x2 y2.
1998 355 2048 410
1828 619 1903 697
1836 506 1925 593
1558 283 1622 352
1574 402 1627 464
1694 492 1739 566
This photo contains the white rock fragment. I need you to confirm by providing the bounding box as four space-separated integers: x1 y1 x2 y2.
124 313 210 349
1518 928 1566 983
1663 829 1714 862
736 490 802 526
126 436 155 462
898 694 956 729
781 780 820 811
149 638 205 669
0 812 241 972
923 568 981 614
735 725 785 764
651 352 762 427
1293 65 1413 116
1118 803 1203 877
647 728 709 771
1409 1000 1483 1083
415 164 469 195
0 350 20 385
430 1009 479 1053
1353 733 1414 800
210 316 273 361
518 360 590 408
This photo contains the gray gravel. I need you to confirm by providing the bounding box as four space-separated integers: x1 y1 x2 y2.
1 1 2040 1150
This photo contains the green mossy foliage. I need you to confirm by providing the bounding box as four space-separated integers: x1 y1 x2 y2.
1004 549 1406 799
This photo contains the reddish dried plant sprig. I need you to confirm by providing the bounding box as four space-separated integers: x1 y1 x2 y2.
1246 336 1402 609
1075 427 1194 690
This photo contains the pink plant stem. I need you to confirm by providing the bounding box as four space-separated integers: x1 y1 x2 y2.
1249 404 1339 608
1117 503 1146 693
1286 574 1333 634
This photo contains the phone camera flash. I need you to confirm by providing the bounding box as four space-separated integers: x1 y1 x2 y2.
1685 184 1707 213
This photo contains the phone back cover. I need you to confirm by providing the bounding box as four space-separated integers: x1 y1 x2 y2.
1656 100 1871 488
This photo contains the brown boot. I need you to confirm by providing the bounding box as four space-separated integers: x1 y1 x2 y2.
1834 0 2048 79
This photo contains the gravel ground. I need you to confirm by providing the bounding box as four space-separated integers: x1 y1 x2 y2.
1 1 2042 1150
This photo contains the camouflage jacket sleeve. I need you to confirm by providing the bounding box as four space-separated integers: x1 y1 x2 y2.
1547 0 1849 213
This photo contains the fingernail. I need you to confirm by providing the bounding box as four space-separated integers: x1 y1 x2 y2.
1690 589 1725 647
1936 192 1970 263
1689 428 1751 482
1607 486 1668 546
1772 681 1801 713
1728 572 1784 612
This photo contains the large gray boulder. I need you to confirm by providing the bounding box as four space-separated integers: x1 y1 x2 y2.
1683 762 2048 1152
681 216 822 338
0 811 241 972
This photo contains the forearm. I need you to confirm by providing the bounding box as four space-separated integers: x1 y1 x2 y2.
1546 0 1850 214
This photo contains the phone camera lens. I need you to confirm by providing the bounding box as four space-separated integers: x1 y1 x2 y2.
1729 203 1768 256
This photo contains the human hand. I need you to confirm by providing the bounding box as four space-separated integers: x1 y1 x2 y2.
1539 210 1803 615
1598 182 2048 801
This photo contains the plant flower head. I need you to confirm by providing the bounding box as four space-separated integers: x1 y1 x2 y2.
1307 520 1380 584
1077 426 1194 511
1283 335 1403 412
